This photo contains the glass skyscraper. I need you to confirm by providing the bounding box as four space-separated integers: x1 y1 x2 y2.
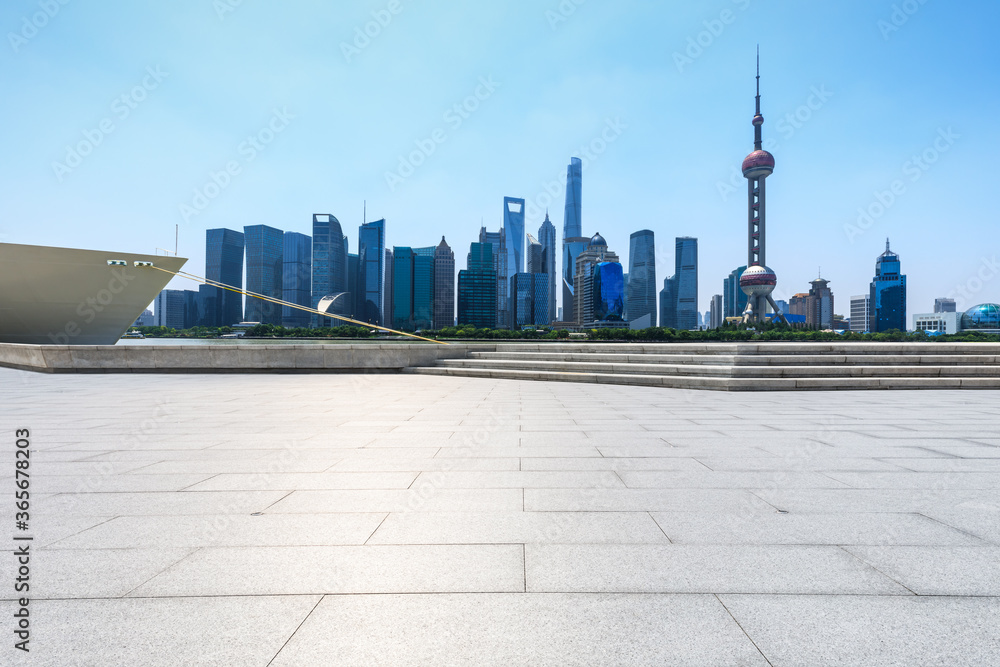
510 273 550 327
592 262 625 322
479 226 507 328
870 239 906 332
205 228 244 327
458 242 497 328
311 214 348 325
538 212 557 323
627 230 656 326
281 231 312 328
723 265 748 319
660 237 698 329
503 196 525 276
433 237 455 329
244 224 284 324
561 157 587 322
526 233 543 275
358 218 385 325
391 246 434 331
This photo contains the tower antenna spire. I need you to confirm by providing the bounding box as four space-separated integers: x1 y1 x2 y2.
753 45 762 150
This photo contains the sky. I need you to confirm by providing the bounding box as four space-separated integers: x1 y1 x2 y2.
2 0 999 319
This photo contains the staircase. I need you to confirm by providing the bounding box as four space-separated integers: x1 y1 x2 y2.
405 342 1000 390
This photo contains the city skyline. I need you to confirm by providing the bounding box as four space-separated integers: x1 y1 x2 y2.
3 2 998 317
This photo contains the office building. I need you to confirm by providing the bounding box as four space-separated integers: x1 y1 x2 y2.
627 230 657 327
347 253 359 318
806 277 834 329
457 242 497 328
433 237 455 329
503 196 525 276
850 295 870 333
709 294 723 329
479 225 507 328
355 218 386 325
311 214 347 325
281 231 311 328
723 266 748 319
391 246 434 331
659 237 698 329
869 238 907 332
155 289 189 329
510 272 550 327
573 233 620 326
244 224 283 324
788 293 809 319
133 309 155 327
592 261 625 323
383 247 393 328
562 157 589 323
526 233 543 275
538 212 557 323
935 298 957 313
205 228 244 327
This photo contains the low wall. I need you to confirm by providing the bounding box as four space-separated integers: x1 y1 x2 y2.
0 343 495 373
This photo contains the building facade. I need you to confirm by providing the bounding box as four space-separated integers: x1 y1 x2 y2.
509 273 550 327
244 224 284 324
850 295 870 333
357 218 385 325
433 237 455 329
457 242 497 328
627 230 657 327
723 266 748 319
934 298 957 313
205 228 244 327
311 214 347 325
538 213 557 324
281 231 311 328
869 239 907 332
561 157 588 323
806 277 834 329
391 246 434 331
709 294 723 329
573 233 620 326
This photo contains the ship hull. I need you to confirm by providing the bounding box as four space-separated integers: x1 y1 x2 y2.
0 243 187 345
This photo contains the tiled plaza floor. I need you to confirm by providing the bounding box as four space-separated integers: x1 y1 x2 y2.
2 368 999 665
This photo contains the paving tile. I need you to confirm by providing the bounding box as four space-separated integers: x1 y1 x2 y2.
825 471 1000 489
269 593 768 667
367 511 669 545
520 457 710 471
525 488 776 513
846 546 1000 595
31 473 213 494
32 490 289 516
130 545 524 596
268 488 525 513
331 457 519 471
720 594 1000 667
184 471 418 491
525 544 909 594
1 596 321 667
411 470 625 489
619 470 848 489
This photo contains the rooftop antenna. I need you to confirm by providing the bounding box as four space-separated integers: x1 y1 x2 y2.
156 223 179 256
363 200 366 224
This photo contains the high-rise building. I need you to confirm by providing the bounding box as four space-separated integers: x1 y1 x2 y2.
244 224 283 324
870 238 907 332
311 214 348 324
503 196 525 276
526 233 543 275
723 266 748 319
154 289 187 329
538 213 557 323
561 157 589 323
457 242 497 328
850 295 870 332
573 233 620 326
709 294 723 329
935 297 957 313
133 309 155 327
347 253 359 318
281 231 312 328
433 237 455 329
659 238 698 329
479 225 507 328
592 262 625 323
205 228 244 327
357 218 386 325
509 273 550 327
660 276 676 328
805 277 834 328
627 230 657 327
391 246 434 331
383 247 393 327
788 293 809 318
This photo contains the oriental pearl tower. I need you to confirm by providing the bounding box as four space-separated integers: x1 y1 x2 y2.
740 49 788 324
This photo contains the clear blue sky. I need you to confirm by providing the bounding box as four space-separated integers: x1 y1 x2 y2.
2 0 998 317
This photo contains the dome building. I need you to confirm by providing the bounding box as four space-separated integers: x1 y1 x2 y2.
961 303 1000 333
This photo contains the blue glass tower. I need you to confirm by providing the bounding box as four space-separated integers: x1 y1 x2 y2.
869 238 907 332
674 237 698 330
358 218 385 325
391 245 434 331
503 196 525 276
244 224 284 324
311 214 348 325
627 230 656 326
458 242 497 328
281 231 312 328
205 228 244 327
538 213 557 323
592 262 625 322
510 273 550 327
561 157 587 322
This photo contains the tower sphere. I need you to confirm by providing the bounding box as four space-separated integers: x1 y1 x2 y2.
752 114 764 126
742 149 774 178
739 264 777 296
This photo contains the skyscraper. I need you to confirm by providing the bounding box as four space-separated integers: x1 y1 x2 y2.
738 51 787 324
561 157 588 323
870 238 907 332
281 231 312 328
479 225 507 328
205 228 244 327
934 298 957 313
573 233 620 326
154 289 188 329
659 237 698 330
509 273 550 327
710 294 723 329
433 237 455 329
357 218 385 325
627 230 657 327
806 277 834 328
660 277 676 328
723 266 748 319
503 197 525 276
391 246 434 331
383 247 393 326
311 214 348 324
538 212 557 323
526 233 543 275
457 242 497 328
244 224 283 324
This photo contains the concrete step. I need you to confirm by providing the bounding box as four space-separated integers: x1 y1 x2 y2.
491 342 1000 356
405 365 1000 390
469 351 1000 366
442 358 1000 378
